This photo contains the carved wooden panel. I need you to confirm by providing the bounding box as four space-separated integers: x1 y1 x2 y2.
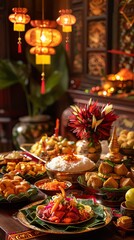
71 0 111 87
88 52 106 76
88 21 106 48
88 0 107 16
118 0 134 71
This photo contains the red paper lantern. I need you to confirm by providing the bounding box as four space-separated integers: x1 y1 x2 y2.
9 8 30 53
56 9 76 32
25 20 62 64
25 20 62 94
56 9 76 51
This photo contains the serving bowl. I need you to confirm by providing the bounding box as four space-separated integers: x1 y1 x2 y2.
119 148 134 157
4 151 23 163
46 166 91 184
120 201 134 221
45 154 96 184
34 178 72 196
96 189 127 208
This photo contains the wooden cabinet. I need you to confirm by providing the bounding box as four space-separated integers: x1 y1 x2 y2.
70 0 114 87
69 0 134 88
61 0 134 139
68 0 134 103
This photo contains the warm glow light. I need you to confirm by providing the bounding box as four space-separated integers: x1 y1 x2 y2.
115 75 120 80
9 8 30 31
25 23 62 47
40 33 46 42
25 26 62 64
56 9 76 32
108 87 115 93
25 24 61 62
115 74 124 81
9 7 30 53
56 9 76 51
25 19 62 94
103 91 107 96
18 16 23 22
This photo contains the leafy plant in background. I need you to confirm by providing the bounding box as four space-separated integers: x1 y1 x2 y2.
0 44 69 116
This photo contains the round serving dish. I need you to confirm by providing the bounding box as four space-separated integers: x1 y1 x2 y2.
77 175 129 207
34 178 72 196
4 151 23 163
17 199 112 234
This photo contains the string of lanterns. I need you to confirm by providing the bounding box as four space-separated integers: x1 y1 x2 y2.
8 0 76 94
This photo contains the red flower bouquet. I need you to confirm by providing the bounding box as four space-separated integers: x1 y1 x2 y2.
68 99 118 143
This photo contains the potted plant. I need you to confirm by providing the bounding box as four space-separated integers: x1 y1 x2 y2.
0 44 69 148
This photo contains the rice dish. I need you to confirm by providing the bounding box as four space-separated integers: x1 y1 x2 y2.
46 155 95 173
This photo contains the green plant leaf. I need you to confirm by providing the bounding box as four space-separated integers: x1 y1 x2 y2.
26 43 69 115
0 43 69 116
46 71 62 93
0 60 29 89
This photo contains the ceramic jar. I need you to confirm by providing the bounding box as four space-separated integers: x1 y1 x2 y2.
12 115 54 149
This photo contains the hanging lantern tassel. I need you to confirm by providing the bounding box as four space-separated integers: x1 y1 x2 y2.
65 33 70 52
41 71 45 94
17 34 22 53
56 9 76 52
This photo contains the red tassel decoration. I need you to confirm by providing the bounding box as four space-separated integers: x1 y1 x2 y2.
41 72 45 94
18 42 22 53
65 35 70 52
65 41 70 52
17 36 22 53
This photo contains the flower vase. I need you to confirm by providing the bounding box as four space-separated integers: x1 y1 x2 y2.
76 139 102 163
12 115 54 149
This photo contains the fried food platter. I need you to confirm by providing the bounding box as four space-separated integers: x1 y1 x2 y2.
77 175 131 207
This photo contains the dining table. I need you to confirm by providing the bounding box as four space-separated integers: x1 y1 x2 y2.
0 185 134 240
